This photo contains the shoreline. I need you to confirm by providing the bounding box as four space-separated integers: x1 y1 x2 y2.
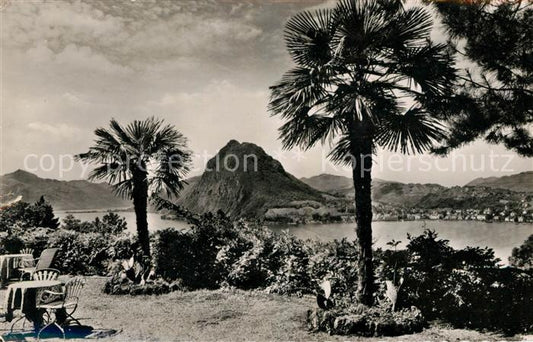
56 208 133 214
262 218 533 227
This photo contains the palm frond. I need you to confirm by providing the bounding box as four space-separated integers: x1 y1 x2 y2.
150 196 199 225
78 118 191 199
375 108 446 154
385 6 433 49
279 111 342 150
332 0 393 58
393 43 457 97
124 117 163 155
328 134 354 165
146 122 187 156
76 127 125 163
112 178 135 199
109 119 138 155
269 67 331 119
149 147 192 198
285 8 335 67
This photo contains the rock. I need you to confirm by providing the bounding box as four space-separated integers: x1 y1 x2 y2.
333 315 367 335
305 305 426 337
306 309 335 333
177 140 324 219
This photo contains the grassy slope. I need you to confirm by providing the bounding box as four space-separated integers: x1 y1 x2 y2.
0 277 523 341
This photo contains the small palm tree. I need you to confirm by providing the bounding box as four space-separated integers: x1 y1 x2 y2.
77 117 191 258
269 0 456 305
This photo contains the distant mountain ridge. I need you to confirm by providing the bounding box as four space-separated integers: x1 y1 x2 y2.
2 151 530 214
300 174 354 194
0 169 130 210
300 174 400 198
177 140 323 218
301 172 530 209
466 171 533 193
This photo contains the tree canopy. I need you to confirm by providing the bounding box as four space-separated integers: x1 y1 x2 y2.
432 0 533 156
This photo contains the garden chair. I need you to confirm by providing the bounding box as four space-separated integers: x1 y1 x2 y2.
20 248 34 256
37 277 85 340
14 248 36 273
7 269 61 334
19 248 59 280
32 268 60 281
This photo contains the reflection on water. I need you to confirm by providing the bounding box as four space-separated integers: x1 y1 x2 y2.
56 211 532 263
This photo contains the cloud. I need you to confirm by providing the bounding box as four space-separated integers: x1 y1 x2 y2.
27 122 82 140
2 0 265 69
2 0 530 184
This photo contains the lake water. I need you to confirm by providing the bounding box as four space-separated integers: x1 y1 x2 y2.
55 211 532 262
270 221 533 263
55 211 190 232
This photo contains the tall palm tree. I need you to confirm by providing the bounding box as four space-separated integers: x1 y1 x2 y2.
269 0 456 305
77 117 191 258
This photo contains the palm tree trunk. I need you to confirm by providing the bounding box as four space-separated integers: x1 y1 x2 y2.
352 138 374 306
132 168 150 258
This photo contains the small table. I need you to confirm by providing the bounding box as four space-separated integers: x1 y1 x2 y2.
0 254 33 286
4 280 62 330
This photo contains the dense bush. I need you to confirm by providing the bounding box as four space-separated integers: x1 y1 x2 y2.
153 211 239 289
0 207 136 275
307 305 425 336
61 212 128 235
47 230 107 274
12 227 54 256
0 197 59 231
152 212 357 295
307 239 359 302
153 212 533 335
510 234 533 269
48 229 139 275
0 234 25 254
103 256 182 296
379 230 533 334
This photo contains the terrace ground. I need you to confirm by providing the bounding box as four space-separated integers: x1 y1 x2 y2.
0 277 527 341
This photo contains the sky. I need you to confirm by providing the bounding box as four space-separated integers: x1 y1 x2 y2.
1 0 531 186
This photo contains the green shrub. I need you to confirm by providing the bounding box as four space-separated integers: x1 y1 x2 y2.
378 229 533 334
0 234 25 254
307 304 425 336
510 234 533 269
217 232 270 290
47 230 110 275
153 211 238 289
264 233 312 295
152 212 360 297
0 197 59 231
308 239 359 302
46 229 137 275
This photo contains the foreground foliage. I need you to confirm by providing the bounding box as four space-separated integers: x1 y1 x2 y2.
1 200 531 334
510 234 533 269
379 230 533 334
151 208 533 335
307 305 425 336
